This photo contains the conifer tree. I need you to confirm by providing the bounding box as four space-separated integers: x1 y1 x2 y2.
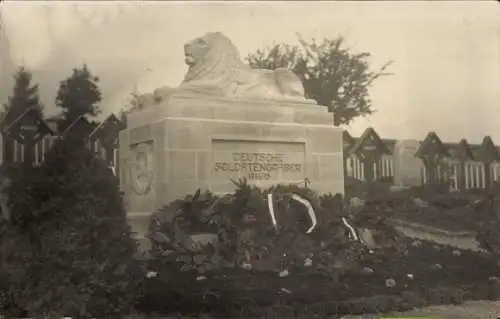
1 66 43 130
55 64 102 132
5 138 142 317
1 67 43 163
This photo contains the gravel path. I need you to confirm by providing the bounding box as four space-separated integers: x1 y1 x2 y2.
393 223 480 251
137 301 500 318
341 300 500 319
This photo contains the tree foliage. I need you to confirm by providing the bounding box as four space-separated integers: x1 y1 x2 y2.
55 64 102 131
1 66 43 130
1 138 143 318
118 91 146 128
246 34 393 126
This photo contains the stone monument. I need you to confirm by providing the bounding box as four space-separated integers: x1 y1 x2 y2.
393 139 423 188
119 32 344 247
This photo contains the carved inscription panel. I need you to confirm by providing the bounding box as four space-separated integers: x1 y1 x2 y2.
211 139 306 182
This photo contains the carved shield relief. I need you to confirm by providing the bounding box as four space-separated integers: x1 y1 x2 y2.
130 142 154 195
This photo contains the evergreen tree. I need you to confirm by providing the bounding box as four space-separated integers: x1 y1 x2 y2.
1 66 43 130
0 67 43 164
55 64 102 132
5 138 143 317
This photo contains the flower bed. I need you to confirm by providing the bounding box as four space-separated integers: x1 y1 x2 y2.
136 181 500 318
138 238 498 317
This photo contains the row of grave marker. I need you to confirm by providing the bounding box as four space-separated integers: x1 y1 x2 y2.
344 128 500 189
1 108 499 189
0 108 124 168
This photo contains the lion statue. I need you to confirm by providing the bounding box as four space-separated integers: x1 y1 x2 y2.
179 32 308 101
133 32 312 109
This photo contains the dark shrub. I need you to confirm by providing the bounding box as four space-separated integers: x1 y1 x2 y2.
147 180 369 277
2 139 144 318
142 180 414 316
474 182 500 263
140 178 500 317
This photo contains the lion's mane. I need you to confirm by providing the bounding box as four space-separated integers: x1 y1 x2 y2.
179 32 306 101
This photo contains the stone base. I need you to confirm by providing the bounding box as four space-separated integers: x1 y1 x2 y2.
120 94 344 248
127 212 152 251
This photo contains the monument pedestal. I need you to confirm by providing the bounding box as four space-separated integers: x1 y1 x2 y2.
119 94 344 249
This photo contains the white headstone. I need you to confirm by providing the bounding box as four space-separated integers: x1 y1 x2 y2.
393 139 423 187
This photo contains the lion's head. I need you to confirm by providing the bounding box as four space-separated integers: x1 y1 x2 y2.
181 32 249 85
178 32 310 102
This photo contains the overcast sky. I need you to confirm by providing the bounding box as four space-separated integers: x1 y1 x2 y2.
1 1 499 143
